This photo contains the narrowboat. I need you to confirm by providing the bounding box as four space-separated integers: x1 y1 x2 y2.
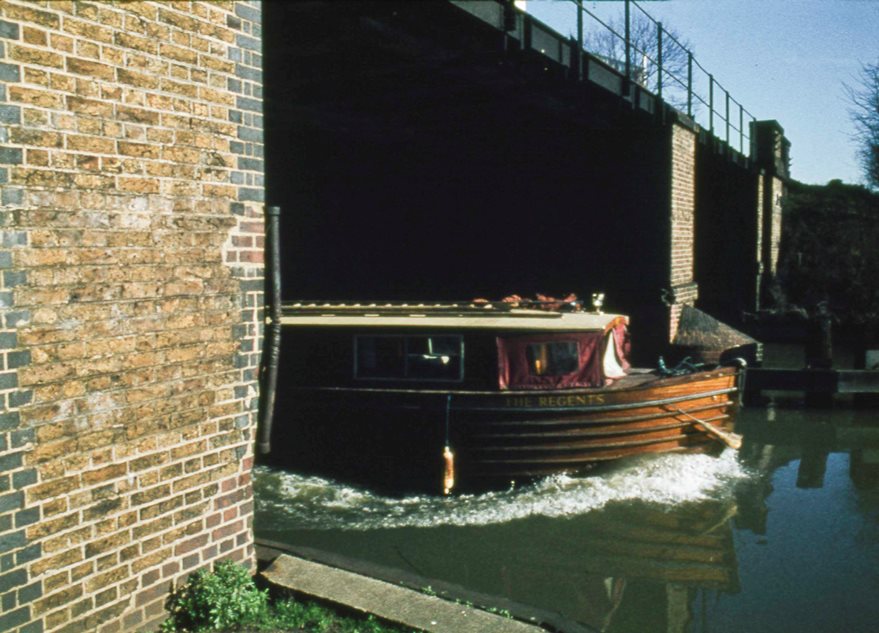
267 299 744 493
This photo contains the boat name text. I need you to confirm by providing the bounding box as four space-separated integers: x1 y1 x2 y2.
504 394 606 408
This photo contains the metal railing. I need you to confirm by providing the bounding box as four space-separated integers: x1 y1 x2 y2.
557 0 756 155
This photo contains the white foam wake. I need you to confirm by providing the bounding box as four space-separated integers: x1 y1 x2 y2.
254 450 751 531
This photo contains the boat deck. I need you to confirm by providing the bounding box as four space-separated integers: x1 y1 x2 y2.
278 301 627 332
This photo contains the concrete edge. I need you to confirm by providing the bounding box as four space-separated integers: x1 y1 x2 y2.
255 540 598 633
260 552 548 633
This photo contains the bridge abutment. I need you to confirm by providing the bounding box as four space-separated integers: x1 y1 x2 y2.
694 121 790 329
668 121 700 345
0 3 265 632
753 120 790 308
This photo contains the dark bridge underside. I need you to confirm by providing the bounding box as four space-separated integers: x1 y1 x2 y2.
263 1 750 355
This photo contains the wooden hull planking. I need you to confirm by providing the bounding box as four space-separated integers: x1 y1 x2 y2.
275 366 741 491
453 370 738 483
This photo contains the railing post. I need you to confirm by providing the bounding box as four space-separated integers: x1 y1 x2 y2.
751 117 757 158
624 0 631 88
725 89 730 145
739 104 744 154
657 22 663 99
687 51 693 118
709 73 714 134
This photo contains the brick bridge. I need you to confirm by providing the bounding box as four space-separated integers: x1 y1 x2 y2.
266 0 790 361
0 1 787 632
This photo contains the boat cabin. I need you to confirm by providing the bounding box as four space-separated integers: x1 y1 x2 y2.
278 302 631 393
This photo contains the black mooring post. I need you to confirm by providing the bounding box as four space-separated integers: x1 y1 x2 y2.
855 321 879 407
805 307 833 370
805 304 834 408
258 205 282 454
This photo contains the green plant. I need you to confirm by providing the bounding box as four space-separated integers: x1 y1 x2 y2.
161 561 269 632
158 562 425 632
272 599 331 630
486 606 513 618
271 598 415 633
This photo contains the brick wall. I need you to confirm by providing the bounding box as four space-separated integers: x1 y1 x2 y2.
0 2 264 632
765 175 784 276
668 121 698 342
754 172 765 309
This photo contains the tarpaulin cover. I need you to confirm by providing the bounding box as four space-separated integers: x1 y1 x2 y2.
497 324 629 390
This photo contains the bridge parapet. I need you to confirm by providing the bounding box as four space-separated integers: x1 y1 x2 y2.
454 0 792 338
266 0 790 360
453 0 760 162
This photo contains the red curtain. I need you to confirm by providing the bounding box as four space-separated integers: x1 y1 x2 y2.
497 332 605 390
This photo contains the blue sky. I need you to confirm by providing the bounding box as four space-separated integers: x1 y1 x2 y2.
524 1 879 186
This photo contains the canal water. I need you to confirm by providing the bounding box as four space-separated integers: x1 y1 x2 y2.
254 393 879 632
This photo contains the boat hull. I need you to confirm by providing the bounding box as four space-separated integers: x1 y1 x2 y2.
451 369 739 487
268 366 741 493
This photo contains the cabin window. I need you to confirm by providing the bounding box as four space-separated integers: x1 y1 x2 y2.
355 335 463 381
525 341 579 376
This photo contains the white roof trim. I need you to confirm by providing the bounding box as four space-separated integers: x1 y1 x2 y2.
278 310 628 331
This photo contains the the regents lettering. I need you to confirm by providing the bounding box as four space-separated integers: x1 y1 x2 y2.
504 394 606 408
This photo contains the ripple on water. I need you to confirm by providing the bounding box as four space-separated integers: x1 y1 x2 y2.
254 450 753 531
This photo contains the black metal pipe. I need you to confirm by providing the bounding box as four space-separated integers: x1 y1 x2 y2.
258 205 282 454
267 206 282 325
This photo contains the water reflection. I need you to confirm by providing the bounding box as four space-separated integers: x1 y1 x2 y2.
256 456 745 631
721 405 879 633
254 404 879 633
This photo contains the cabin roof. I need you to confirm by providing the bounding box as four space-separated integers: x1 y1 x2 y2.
278 302 628 331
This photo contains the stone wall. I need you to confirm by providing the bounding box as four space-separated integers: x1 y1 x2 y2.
0 2 264 631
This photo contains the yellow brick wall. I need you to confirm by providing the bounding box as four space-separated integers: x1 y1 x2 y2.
0 2 264 631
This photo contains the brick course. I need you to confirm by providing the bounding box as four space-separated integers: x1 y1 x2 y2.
0 2 264 631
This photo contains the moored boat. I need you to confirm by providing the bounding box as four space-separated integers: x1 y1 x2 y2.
266 299 744 493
